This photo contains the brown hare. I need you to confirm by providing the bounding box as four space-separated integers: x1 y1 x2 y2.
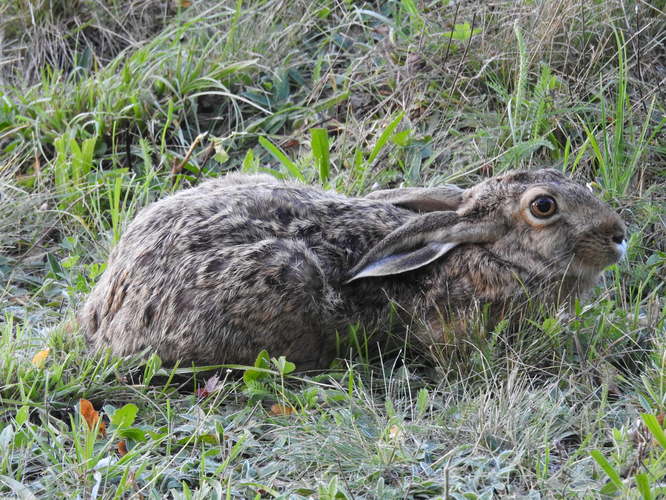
79 169 626 369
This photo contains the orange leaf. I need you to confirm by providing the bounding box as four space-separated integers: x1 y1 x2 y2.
31 348 50 368
116 440 128 456
270 403 295 416
79 399 106 437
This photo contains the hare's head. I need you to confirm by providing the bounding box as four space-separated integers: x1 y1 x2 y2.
348 169 626 291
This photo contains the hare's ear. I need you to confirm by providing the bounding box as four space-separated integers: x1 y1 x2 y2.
364 185 464 212
346 212 504 282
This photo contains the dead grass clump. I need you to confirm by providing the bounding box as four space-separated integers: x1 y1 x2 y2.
0 0 174 86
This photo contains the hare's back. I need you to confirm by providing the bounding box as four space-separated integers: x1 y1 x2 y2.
117 179 408 264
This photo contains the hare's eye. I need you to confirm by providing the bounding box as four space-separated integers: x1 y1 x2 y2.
530 196 557 218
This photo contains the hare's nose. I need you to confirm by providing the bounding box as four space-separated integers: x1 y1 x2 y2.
611 232 625 245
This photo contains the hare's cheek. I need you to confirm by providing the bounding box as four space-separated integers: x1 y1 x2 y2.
573 237 619 271
572 240 598 266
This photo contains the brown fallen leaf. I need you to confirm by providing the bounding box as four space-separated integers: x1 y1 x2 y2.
196 374 222 398
270 403 296 416
116 440 128 456
31 348 50 368
79 399 106 437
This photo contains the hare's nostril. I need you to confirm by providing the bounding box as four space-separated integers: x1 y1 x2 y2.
611 233 625 245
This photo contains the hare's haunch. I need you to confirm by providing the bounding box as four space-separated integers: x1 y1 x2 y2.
79 169 626 369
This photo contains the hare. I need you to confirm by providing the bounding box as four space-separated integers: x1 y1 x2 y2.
79 169 626 370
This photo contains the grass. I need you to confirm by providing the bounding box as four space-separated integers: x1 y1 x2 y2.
1 0 665 497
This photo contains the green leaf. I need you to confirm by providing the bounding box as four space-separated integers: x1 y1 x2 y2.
142 353 162 385
641 414 666 450
15 406 29 427
310 128 330 183
442 22 482 41
316 7 331 19
243 350 271 384
503 137 554 164
590 449 622 491
635 473 653 500
118 428 147 442
313 91 349 112
272 356 296 376
390 130 411 147
61 255 80 270
47 253 64 279
255 349 270 368
241 149 256 171
110 404 138 430
416 388 429 417
211 137 229 164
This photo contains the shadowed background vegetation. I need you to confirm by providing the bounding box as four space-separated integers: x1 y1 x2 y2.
0 0 665 498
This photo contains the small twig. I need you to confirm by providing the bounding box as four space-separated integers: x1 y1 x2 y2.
337 460 357 500
194 141 216 182
171 132 208 178
634 4 647 113
448 11 477 102
442 3 460 69
125 122 133 172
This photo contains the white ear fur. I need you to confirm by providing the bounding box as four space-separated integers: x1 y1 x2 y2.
347 242 457 282
346 212 505 282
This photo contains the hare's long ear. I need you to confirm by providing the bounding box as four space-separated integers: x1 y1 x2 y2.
364 185 464 212
346 212 504 282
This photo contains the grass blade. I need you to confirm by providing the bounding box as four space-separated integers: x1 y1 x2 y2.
368 112 404 164
258 136 304 181
641 414 666 450
310 128 330 184
635 473 653 500
590 449 622 491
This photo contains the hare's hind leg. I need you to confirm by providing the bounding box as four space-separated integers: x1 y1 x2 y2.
79 237 339 370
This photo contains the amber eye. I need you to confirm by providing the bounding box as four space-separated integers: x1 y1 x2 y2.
530 196 557 218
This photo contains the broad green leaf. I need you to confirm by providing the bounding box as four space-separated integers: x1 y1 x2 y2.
272 356 296 375
15 406 29 427
110 404 138 430
119 428 147 442
243 349 272 383
641 414 666 450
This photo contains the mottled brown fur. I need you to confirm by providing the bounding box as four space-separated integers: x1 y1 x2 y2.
79 170 626 369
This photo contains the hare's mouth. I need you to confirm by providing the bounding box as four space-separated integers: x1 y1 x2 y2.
614 239 628 261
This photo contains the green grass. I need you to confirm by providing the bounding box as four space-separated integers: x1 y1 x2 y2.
1 0 665 497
